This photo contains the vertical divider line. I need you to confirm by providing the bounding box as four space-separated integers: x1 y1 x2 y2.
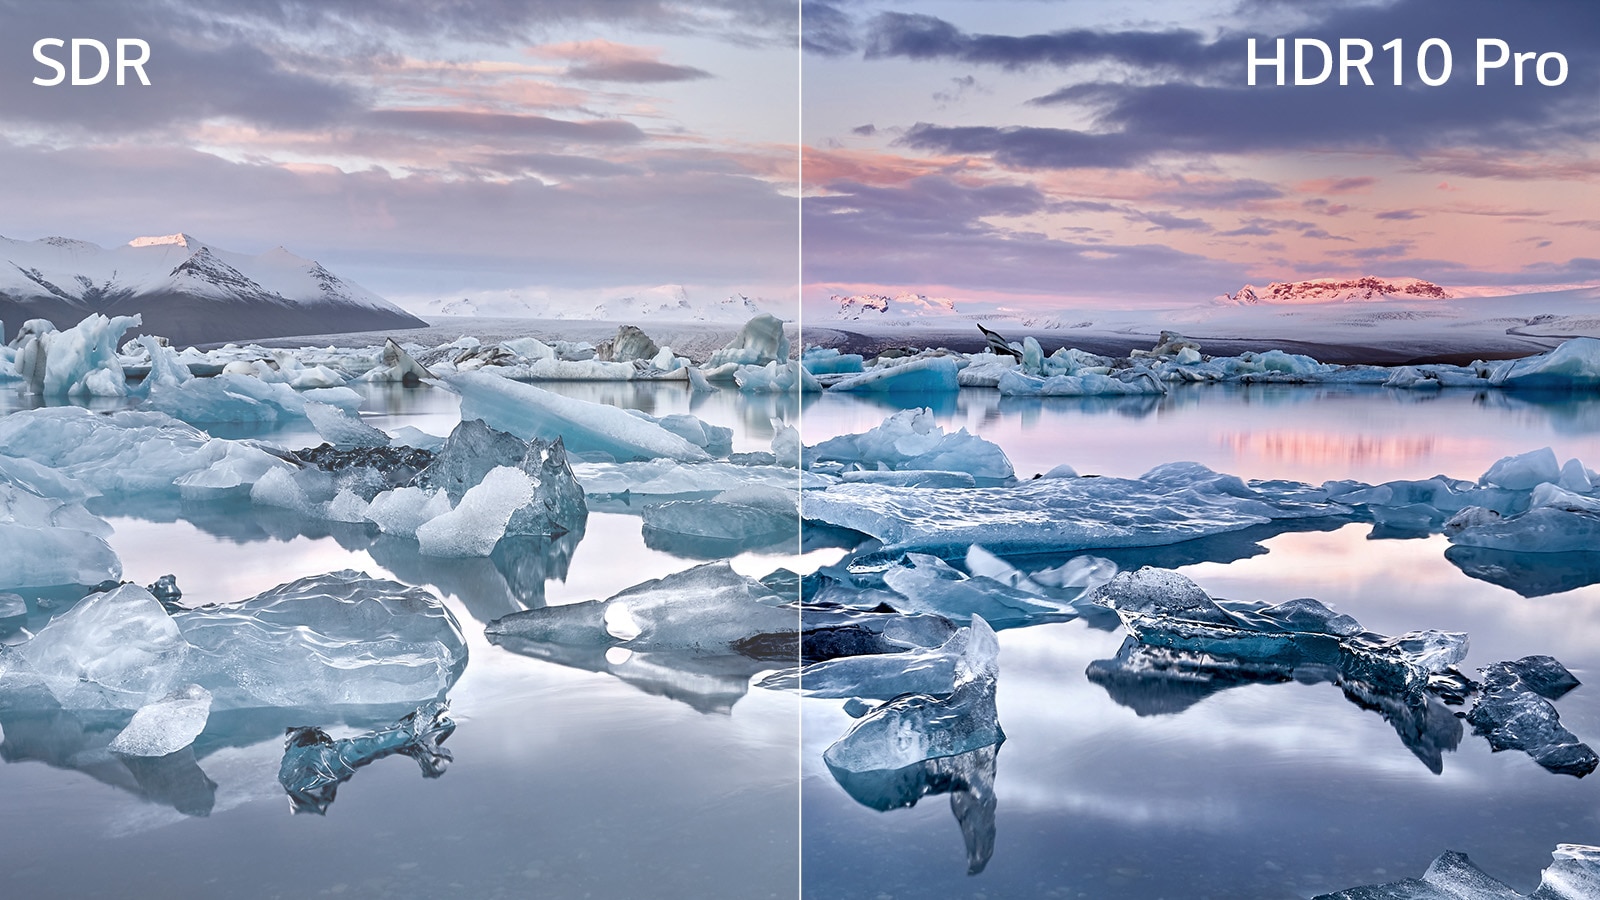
794 1 805 897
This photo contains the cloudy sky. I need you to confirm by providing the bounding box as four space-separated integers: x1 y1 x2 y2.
0 0 798 312
803 0 1600 311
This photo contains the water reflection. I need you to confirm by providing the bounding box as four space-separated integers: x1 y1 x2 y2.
826 744 1000 875
1445 546 1600 598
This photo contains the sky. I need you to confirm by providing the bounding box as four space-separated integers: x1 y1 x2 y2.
0 0 799 313
802 0 1600 312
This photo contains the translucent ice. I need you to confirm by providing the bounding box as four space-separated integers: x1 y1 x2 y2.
758 622 972 700
830 357 961 393
642 484 797 551
828 744 999 876
8 584 189 710
356 338 435 384
174 570 468 709
823 616 1004 774
997 367 1166 397
1481 447 1562 490
279 700 455 814
147 374 324 425
880 553 1069 627
487 561 795 654
574 459 826 496
415 466 536 557
413 418 531 502
803 462 1347 553
366 486 453 539
108 684 213 757
0 483 121 588
705 313 789 368
809 408 1013 481
449 372 711 462
38 313 141 397
304 401 390 449
734 360 821 393
1449 507 1600 554
1489 337 1600 390
1315 844 1600 900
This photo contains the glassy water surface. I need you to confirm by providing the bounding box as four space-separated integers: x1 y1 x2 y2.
4 381 1599 899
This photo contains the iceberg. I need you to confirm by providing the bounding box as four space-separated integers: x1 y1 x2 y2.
808 408 1013 481
823 616 1003 776
803 462 1348 553
1448 506 1600 554
1466 656 1596 776
413 418 536 502
36 313 141 397
880 553 1070 627
414 466 535 557
996 367 1165 397
449 372 711 462
5 584 190 710
0 484 121 588
829 356 961 393
356 338 434 384
1481 447 1563 491
801 348 864 375
279 700 455 814
1315 844 1600 900
642 484 798 556
757 620 972 700
705 313 789 368
365 486 454 539
1489 337 1600 389
108 684 213 757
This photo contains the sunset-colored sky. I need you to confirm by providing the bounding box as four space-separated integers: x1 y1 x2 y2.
802 0 1600 312
0 0 798 311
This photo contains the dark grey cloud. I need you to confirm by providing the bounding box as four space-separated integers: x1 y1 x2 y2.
868 0 1599 170
566 60 712 82
803 2 857 57
863 12 1230 77
850 124 876 136
1376 209 1424 221
1138 211 1211 232
1146 179 1282 208
804 174 1245 298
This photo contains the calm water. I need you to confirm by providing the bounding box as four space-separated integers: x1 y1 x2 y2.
3 381 1599 899
799 385 1600 900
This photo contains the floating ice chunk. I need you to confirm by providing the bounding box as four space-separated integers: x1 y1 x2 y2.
1560 458 1594 493
304 401 389 449
109 685 213 757
1467 656 1596 776
803 462 1346 553
642 484 797 544
997 367 1166 396
1094 568 1465 694
1449 507 1600 553
147 374 314 425
356 338 434 384
1481 447 1562 490
10 584 188 709
175 570 467 708
881 554 1068 627
34 313 140 397
389 426 445 452
449 372 711 462
279 700 455 814
366 486 452 539
772 422 800 468
574 459 825 496
823 616 1003 775
1315 844 1600 900
838 470 975 489
325 488 371 523
802 348 864 375
136 335 193 390
413 418 529 502
602 325 660 362
758 623 971 700
1530 483 1600 514
963 546 1116 597
830 356 960 393
1489 337 1600 390
415 466 535 557
646 413 733 456
734 360 821 393
706 313 789 368
0 521 121 589
487 561 795 654
686 365 715 392
809 408 1013 481
506 435 587 537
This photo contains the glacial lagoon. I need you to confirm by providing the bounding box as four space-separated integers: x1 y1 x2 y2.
2 374 1599 899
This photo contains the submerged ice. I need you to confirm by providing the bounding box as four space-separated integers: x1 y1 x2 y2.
279 700 455 814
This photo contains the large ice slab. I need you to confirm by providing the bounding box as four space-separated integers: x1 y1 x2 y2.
574 459 825 496
0 483 121 588
415 466 535 557
449 371 711 462
31 313 141 397
808 408 1013 481
705 313 789 368
880 553 1070 627
279 700 455 814
174 570 468 709
5 584 189 710
0 407 290 496
803 462 1348 553
758 618 971 700
997 367 1166 397
1489 337 1600 389
829 356 961 393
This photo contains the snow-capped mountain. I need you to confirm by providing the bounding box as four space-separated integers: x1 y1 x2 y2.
0 233 424 345
831 292 960 320
1216 277 1453 306
431 286 779 322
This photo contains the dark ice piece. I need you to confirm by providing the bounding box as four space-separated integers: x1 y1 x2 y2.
146 574 182 611
1467 658 1596 777
278 701 455 814
411 418 528 502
